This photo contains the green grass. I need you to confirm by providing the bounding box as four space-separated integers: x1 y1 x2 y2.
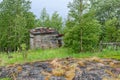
0 48 120 66
98 49 120 60
0 78 11 80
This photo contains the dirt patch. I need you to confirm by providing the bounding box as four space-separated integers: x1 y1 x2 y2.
0 57 120 80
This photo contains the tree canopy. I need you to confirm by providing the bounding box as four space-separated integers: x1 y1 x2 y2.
36 8 63 32
0 0 120 52
64 0 101 52
91 0 120 42
0 0 35 51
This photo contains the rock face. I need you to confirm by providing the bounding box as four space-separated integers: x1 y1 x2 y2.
0 57 120 80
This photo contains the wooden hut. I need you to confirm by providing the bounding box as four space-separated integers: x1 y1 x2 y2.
30 27 63 49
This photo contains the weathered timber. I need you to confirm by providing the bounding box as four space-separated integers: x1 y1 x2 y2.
99 42 120 51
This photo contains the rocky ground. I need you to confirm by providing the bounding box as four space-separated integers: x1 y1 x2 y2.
0 57 120 80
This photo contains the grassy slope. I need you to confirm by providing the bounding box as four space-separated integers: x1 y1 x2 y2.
0 48 120 80
0 48 120 66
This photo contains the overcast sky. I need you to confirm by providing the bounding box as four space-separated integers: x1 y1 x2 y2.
0 0 72 18
30 0 72 19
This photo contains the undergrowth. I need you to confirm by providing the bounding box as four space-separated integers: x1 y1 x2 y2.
0 48 120 66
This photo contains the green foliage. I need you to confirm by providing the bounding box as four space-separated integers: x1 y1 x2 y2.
91 0 120 42
50 11 63 32
0 0 119 54
64 0 120 52
91 0 120 24
104 18 120 42
64 0 101 52
0 0 35 52
20 43 27 60
20 43 27 51
36 8 63 32
64 12 101 52
67 0 89 27
38 8 50 27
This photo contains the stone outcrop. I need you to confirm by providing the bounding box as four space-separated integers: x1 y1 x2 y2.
0 57 120 80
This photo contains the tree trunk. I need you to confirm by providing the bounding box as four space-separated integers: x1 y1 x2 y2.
80 28 83 51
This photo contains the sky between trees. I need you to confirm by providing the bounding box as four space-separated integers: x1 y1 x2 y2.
30 0 72 18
